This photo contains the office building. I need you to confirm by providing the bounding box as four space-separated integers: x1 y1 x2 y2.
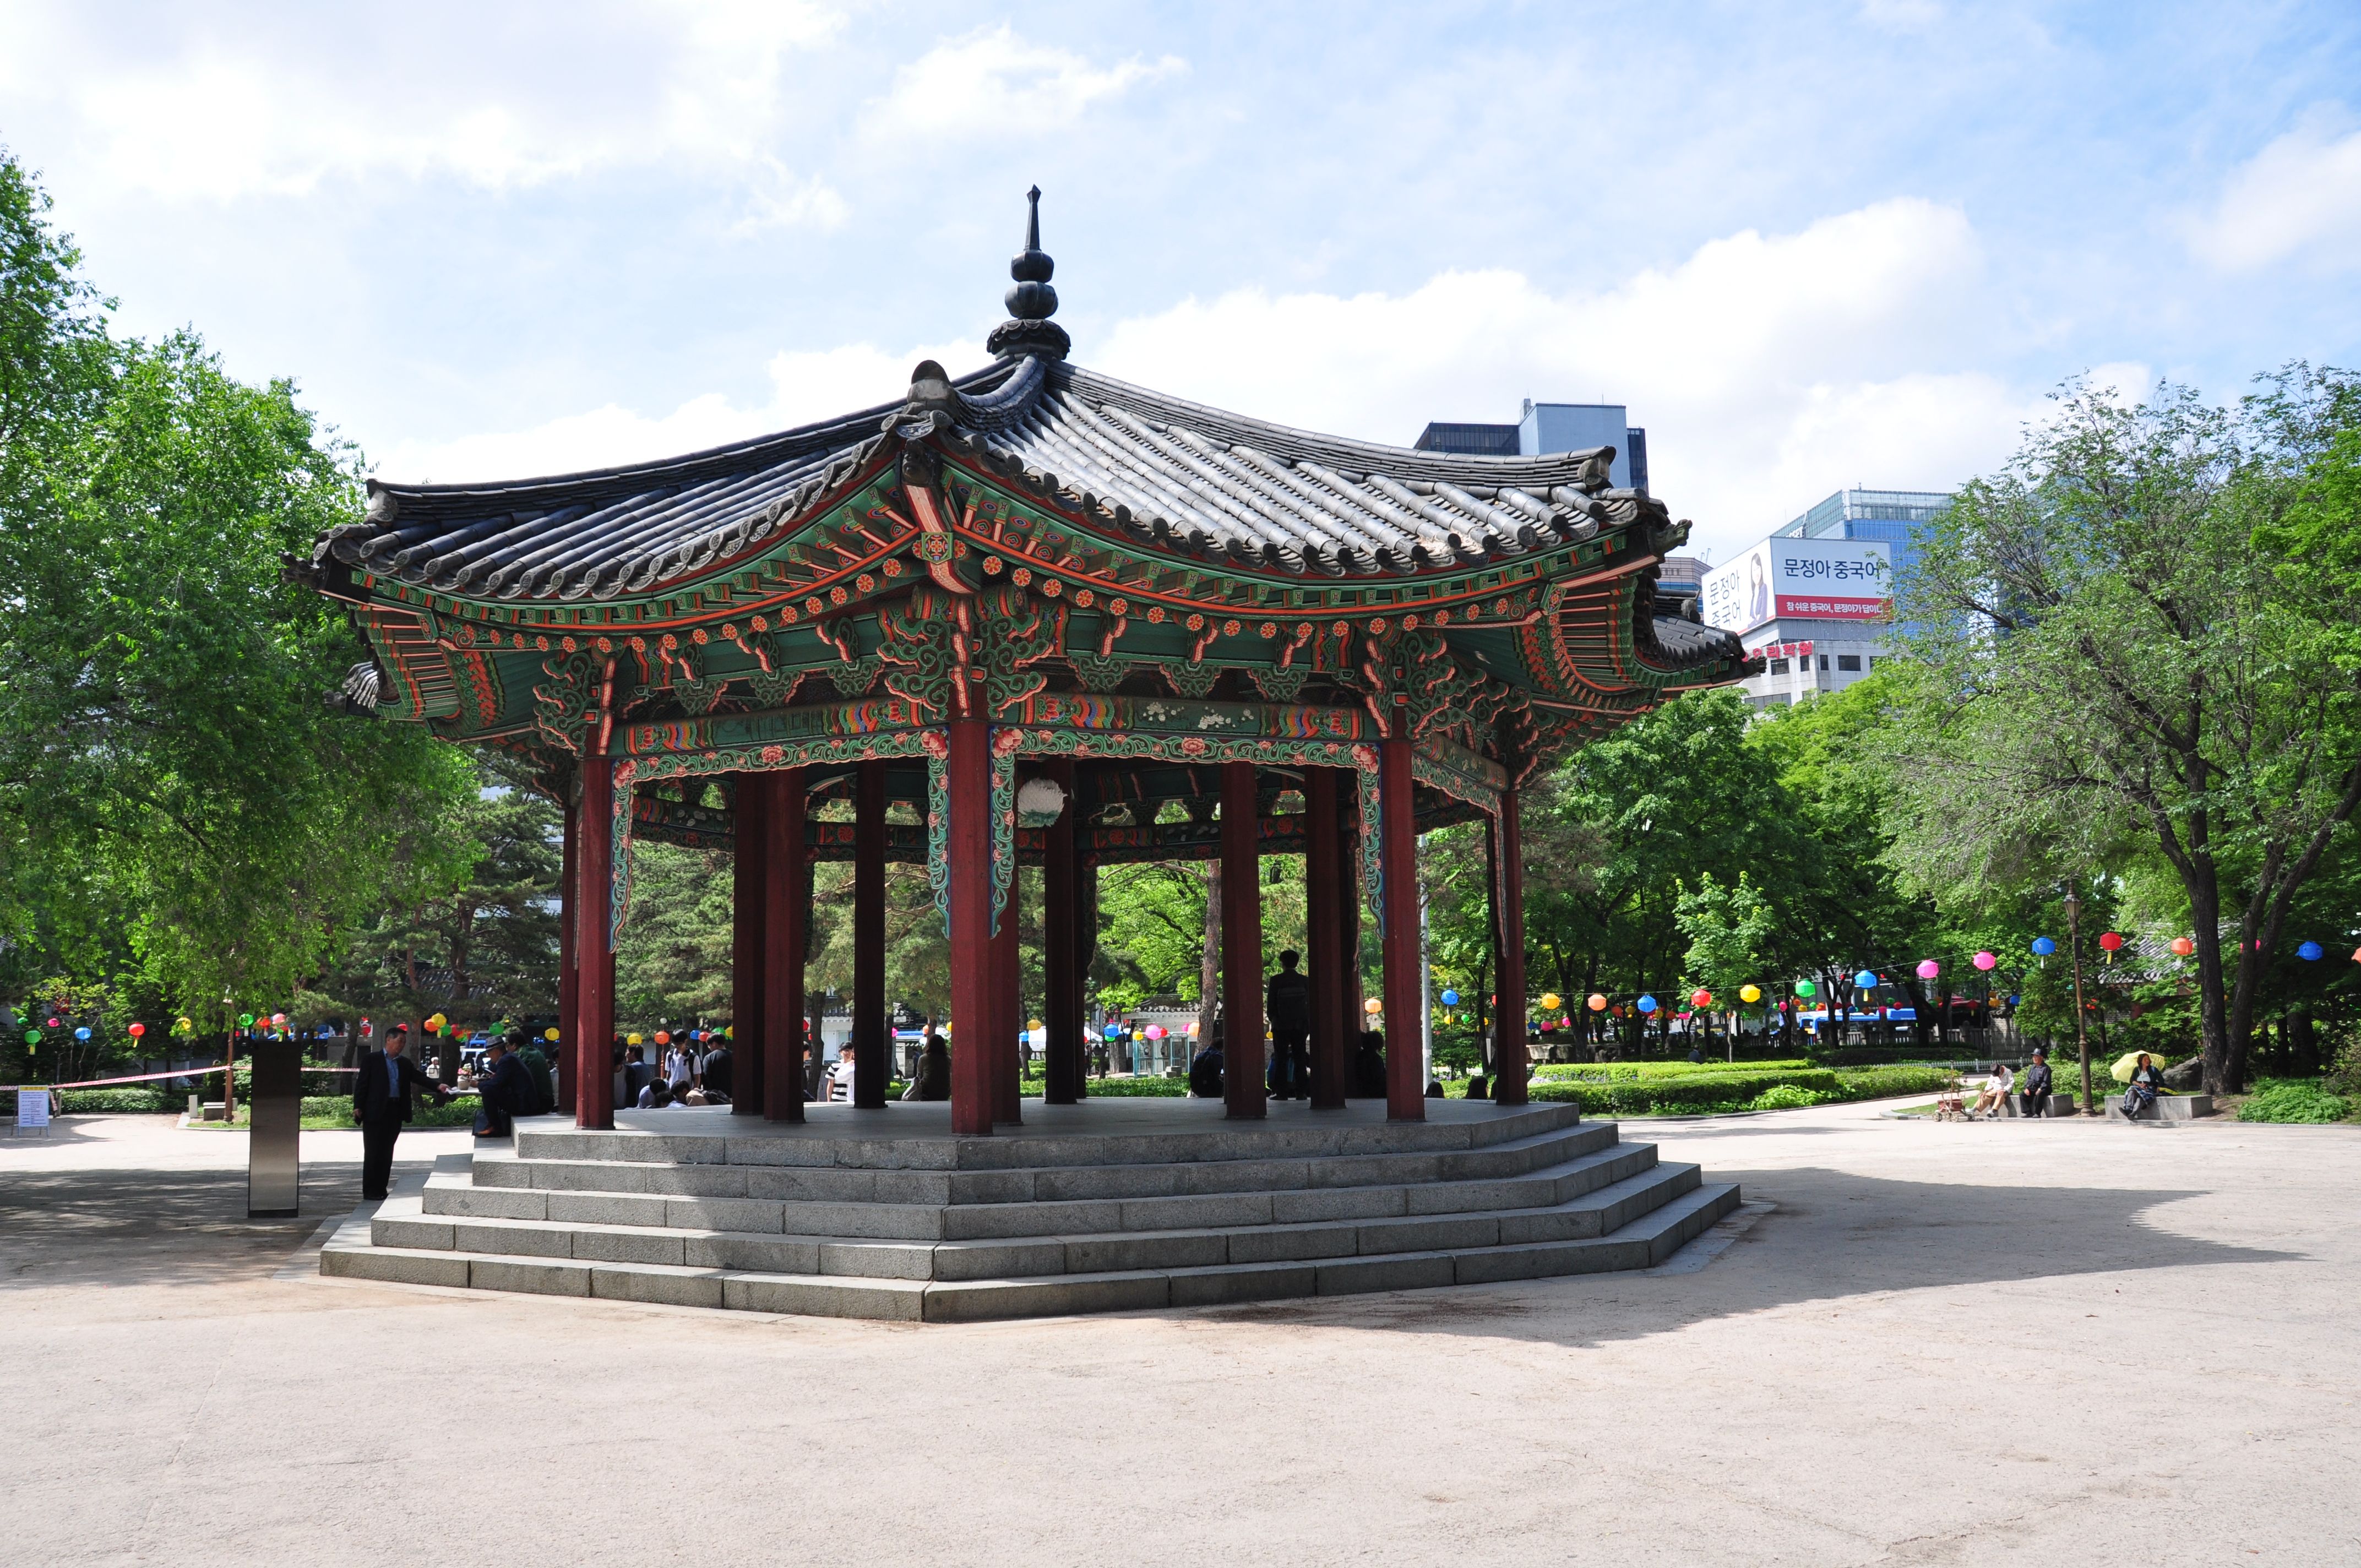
1414 401 1649 491
1701 488 1949 709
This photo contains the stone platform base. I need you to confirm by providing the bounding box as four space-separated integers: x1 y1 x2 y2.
2107 1095 2215 1124
2001 1095 2081 1118
320 1100 1738 1321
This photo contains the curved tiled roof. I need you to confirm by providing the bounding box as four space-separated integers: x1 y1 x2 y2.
318 354 1661 606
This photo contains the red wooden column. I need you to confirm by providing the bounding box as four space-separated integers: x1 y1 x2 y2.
731 774 768 1118
762 769 808 1122
1493 782 1530 1107
991 870 1022 1123
1041 758 1081 1105
853 761 889 1109
1378 738 1424 1121
1221 760 1267 1119
1304 767 1346 1110
574 752 616 1130
946 721 994 1135
557 783 579 1115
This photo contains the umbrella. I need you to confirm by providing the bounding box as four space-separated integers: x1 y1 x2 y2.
2109 1052 2163 1085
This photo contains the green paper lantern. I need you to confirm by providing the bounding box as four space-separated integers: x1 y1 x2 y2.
22 1028 37 1044
1794 979 1818 999
238 1013 254 1027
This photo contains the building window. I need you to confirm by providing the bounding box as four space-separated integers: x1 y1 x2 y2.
1818 654 1830 671
1766 658 1789 674
1837 654 1861 671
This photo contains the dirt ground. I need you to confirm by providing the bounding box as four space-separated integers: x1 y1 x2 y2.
4 1103 2354 1567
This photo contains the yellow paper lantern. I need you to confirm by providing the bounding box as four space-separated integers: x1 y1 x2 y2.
1363 997 1382 1014
628 1032 643 1046
543 1027 559 1042
1740 984 1762 1004
1027 1019 1044 1032
1538 992 1562 1012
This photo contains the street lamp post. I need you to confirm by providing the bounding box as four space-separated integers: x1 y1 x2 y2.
2064 891 2092 1115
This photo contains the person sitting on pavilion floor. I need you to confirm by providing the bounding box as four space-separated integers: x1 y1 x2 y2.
904 1034 951 1101
634 1077 674 1109
1189 1027 1225 1098
1265 951 1312 1101
516 1038 556 1114
1466 1073 1490 1101
471 1038 540 1139
1349 1032 1388 1099
1970 1061 2014 1120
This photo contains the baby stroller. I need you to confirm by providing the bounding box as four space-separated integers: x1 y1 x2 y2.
1933 1071 1968 1123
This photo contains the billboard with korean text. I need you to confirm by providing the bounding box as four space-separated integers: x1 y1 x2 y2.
1700 537 1891 633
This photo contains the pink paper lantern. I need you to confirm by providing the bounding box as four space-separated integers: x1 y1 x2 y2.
1972 951 1996 971
1144 1025 1165 1039
1916 959 1940 980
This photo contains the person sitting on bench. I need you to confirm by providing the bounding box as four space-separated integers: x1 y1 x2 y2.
1970 1061 2014 1119
2019 1049 2054 1116
2121 1053 2165 1119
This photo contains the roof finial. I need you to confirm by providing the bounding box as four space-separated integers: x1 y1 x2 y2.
988 186 1071 362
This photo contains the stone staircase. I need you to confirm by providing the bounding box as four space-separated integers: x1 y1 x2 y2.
320 1102 1739 1322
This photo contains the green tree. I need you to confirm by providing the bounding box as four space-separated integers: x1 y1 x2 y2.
0 150 470 1032
1886 370 2361 1092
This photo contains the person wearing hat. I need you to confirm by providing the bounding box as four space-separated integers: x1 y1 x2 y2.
351 1023 452 1201
2019 1048 2055 1117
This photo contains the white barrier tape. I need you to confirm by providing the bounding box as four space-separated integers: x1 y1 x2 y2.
6 1063 361 1093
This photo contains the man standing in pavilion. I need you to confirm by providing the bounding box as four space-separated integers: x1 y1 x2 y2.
1266 950 1312 1101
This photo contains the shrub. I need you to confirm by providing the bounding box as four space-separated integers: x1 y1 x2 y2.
1528 1064 1950 1117
1749 1083 1819 1110
2237 1079 2353 1124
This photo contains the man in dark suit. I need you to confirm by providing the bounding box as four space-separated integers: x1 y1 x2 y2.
352 1023 450 1200
471 1038 538 1139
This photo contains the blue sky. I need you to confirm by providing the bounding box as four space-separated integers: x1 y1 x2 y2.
4 1 2358 562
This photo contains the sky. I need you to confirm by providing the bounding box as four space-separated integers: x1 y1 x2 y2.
3 0 2358 564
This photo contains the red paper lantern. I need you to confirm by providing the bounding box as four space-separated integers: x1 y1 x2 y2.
1690 988 1712 1008
128 1021 146 1038
655 1030 671 1046
2098 932 2124 952
2169 937 2194 957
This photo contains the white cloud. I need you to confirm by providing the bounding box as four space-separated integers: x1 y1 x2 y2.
1858 0 1944 33
378 339 978 484
863 24 1184 143
1093 199 2037 556
378 198 2044 556
2 1 846 202
2189 107 2361 273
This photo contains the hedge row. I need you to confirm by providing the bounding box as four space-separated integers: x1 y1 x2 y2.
1528 1065 1950 1116
1531 1059 1814 1082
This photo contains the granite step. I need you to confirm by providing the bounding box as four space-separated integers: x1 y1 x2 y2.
471 1118 1618 1206
509 1101 1585 1173
376 1155 1696 1283
421 1133 1658 1242
322 1182 1743 1322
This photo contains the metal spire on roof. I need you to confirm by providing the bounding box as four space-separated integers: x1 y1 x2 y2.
988 186 1071 362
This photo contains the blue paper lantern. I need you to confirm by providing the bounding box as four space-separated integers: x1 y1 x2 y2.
2031 937 2057 956
1103 1024 1121 1040
2008 993 2021 1006
1635 994 1658 1015
1853 970 1879 990
74 1026 91 1041
1439 989 1460 1007
2298 941 2324 961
